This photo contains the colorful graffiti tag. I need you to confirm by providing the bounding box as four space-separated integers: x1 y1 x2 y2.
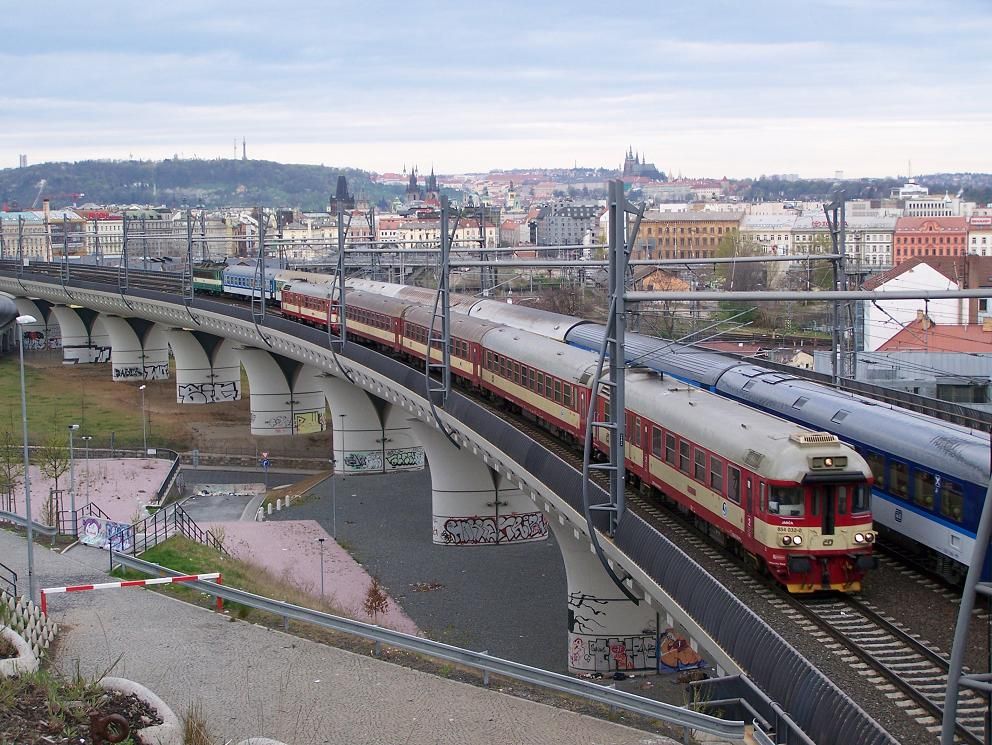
79 516 133 552
567 629 705 673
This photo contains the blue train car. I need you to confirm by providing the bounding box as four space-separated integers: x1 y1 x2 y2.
222 263 279 302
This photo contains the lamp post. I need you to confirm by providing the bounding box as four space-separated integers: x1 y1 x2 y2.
16 314 37 603
138 384 147 453
81 435 92 502
67 424 79 536
329 457 337 539
317 537 326 600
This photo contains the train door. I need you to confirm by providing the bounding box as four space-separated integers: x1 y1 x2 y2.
745 477 754 541
812 486 836 535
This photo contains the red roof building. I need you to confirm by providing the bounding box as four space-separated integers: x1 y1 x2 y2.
878 316 992 353
892 216 967 265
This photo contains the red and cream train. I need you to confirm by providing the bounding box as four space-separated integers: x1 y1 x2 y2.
280 277 877 592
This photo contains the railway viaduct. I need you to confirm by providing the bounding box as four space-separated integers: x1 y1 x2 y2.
0 264 892 744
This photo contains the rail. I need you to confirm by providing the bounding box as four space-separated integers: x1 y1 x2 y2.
125 503 226 556
0 509 59 537
106 551 747 740
56 501 111 537
0 560 16 598
155 451 182 504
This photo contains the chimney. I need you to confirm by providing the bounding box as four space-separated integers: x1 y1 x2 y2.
42 198 50 221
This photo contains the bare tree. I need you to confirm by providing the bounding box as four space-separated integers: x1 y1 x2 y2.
362 575 390 624
0 430 22 512
38 431 70 526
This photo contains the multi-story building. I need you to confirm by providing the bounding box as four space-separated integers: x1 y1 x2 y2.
967 211 992 256
739 214 796 255
892 216 968 265
845 216 898 269
633 210 743 260
533 203 601 246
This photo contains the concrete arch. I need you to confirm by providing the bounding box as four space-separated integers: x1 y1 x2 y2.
100 316 169 381
48 305 109 364
239 348 326 436
166 330 242 404
12 298 59 350
408 420 547 546
318 374 424 473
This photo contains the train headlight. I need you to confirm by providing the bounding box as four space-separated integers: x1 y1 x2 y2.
793 535 803 546
854 533 865 543
782 535 793 546
865 532 875 543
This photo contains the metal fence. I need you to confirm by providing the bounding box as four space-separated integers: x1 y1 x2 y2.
124 503 226 556
107 551 747 741
0 560 16 598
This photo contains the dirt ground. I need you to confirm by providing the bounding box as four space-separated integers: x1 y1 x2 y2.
23 353 332 459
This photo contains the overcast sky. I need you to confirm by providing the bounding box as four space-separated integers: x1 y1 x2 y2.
1 1 989 178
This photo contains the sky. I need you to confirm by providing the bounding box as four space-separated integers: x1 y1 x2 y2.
1 1 989 178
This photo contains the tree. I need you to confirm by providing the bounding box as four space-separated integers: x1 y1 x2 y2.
38 431 70 526
0 430 22 512
362 576 390 624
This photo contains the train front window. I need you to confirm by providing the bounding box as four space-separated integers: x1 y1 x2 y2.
940 480 964 522
852 484 870 513
769 486 804 517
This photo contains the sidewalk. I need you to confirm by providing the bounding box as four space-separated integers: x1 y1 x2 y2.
0 530 677 744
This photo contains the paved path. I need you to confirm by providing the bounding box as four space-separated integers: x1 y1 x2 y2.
0 530 676 744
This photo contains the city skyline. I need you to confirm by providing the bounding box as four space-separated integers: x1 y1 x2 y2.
1 0 989 178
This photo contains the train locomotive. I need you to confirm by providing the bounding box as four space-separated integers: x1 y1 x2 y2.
277 275 877 592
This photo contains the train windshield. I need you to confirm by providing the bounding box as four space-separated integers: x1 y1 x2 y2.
768 487 804 517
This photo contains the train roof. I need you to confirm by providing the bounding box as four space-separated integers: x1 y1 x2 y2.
567 324 739 386
625 371 870 484
716 365 991 484
469 300 589 342
281 279 336 299
482 325 600 383
404 305 499 344
347 290 410 317
276 269 334 284
347 279 479 311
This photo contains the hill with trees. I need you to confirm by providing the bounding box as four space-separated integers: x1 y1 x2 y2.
0 158 403 211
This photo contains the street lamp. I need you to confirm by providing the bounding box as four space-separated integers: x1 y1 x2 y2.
138 384 147 453
16 314 37 603
317 537 326 600
81 435 92 503
329 457 337 539
67 424 79 536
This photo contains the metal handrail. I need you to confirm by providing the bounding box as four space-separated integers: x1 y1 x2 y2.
0 560 16 598
107 551 746 740
0 509 59 537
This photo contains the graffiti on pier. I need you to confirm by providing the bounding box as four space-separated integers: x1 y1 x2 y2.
568 592 609 634
436 511 547 545
94 346 111 363
293 410 325 434
177 381 241 404
21 331 47 351
657 628 705 672
146 362 169 381
343 450 383 472
568 635 657 673
113 366 144 380
384 448 425 470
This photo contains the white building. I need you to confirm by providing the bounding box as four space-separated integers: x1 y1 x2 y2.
968 212 992 256
739 214 797 255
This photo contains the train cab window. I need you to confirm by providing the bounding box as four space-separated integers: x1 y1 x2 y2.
679 440 690 473
768 486 804 517
710 456 724 492
652 427 662 458
760 483 766 513
940 480 964 522
665 434 676 465
890 461 909 499
865 451 886 490
693 449 706 481
852 484 870 513
727 467 741 504
913 470 935 509
837 486 847 514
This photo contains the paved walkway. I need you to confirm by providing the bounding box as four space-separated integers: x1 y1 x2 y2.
1 530 677 744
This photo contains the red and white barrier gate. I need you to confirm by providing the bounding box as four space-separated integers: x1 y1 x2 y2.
40 573 223 615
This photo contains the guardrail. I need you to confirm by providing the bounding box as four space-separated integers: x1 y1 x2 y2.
107 551 746 741
0 509 59 537
0 560 16 598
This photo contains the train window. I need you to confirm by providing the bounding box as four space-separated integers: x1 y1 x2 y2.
890 461 909 499
851 485 870 513
554 380 562 403
529 369 536 391
792 397 809 410
693 449 706 481
727 467 741 504
633 417 641 447
913 470 935 509
864 451 885 490
710 456 724 492
940 481 964 522
665 433 676 464
545 377 554 399
679 441 690 473
652 427 662 457
760 483 766 513
768 487 804 516
564 385 573 409
537 372 544 391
